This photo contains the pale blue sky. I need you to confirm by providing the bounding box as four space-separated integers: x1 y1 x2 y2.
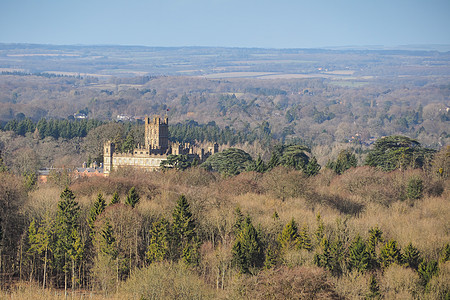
1 0 449 48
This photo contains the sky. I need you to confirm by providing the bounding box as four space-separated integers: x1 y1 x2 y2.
1 0 449 49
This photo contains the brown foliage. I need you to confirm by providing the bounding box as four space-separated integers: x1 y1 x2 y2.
233 266 341 299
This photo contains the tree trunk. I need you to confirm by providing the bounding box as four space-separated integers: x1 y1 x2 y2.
43 245 47 289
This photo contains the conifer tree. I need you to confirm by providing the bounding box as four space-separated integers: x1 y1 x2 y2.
232 216 263 274
88 193 107 231
110 191 120 205
348 235 370 272
267 152 280 170
305 156 321 177
55 187 80 295
233 206 245 234
172 195 196 260
298 224 312 250
367 226 383 269
263 243 279 269
418 260 438 286
315 213 325 245
379 239 401 268
278 218 299 251
440 243 450 263
402 242 421 270
146 218 170 263
254 155 266 173
367 275 381 299
125 187 140 208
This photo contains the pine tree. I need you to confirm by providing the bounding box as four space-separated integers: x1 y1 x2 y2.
88 193 107 231
172 195 196 258
233 206 245 234
379 239 401 268
367 226 383 269
55 187 80 295
298 224 312 250
348 235 370 272
406 177 424 200
267 152 280 170
232 216 263 274
254 155 266 173
278 218 299 251
402 242 421 270
315 213 325 245
418 260 438 286
264 243 279 269
146 218 170 263
110 191 120 205
125 187 140 208
440 243 450 263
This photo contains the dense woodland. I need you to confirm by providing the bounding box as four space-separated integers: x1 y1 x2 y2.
0 132 449 299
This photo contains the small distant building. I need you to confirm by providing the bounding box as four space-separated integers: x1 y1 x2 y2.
73 162 104 178
103 115 219 175
74 113 87 119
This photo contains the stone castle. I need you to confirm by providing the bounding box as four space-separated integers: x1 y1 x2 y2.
103 116 218 175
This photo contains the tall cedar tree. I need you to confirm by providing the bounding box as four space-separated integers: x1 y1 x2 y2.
125 187 140 208
55 187 81 294
305 156 321 177
232 216 263 274
88 193 107 231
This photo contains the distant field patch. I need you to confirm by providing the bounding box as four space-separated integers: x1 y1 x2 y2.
201 72 276 79
7 53 80 57
44 71 112 77
324 70 355 75
328 80 369 87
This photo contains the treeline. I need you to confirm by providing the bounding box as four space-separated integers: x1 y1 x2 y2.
1 118 104 139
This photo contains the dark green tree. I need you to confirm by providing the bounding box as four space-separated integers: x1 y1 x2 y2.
367 275 381 299
365 135 435 171
379 240 402 268
55 187 81 295
161 154 192 171
232 216 263 274
406 176 424 200
125 187 140 208
418 260 438 286
110 191 120 205
440 243 450 263
348 235 370 272
146 218 170 263
172 195 196 261
278 218 299 251
88 193 107 232
201 148 253 176
298 224 312 250
402 243 421 270
367 226 383 269
326 149 357 174
305 156 321 176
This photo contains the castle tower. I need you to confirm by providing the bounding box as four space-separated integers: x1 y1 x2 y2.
145 116 169 154
103 141 115 175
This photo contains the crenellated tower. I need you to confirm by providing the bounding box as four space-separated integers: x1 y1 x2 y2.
103 141 115 175
145 115 169 154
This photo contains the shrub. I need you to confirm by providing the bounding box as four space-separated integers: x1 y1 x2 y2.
121 262 215 299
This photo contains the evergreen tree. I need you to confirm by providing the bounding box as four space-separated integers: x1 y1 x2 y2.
367 226 383 269
305 156 321 177
315 213 325 245
110 191 120 205
402 242 421 270
267 152 280 170
55 187 81 295
278 218 299 251
88 193 107 231
172 195 196 259
418 260 438 286
298 224 312 250
146 218 170 263
379 240 401 268
99 220 117 257
406 176 424 200
254 155 266 173
232 216 263 274
125 187 140 208
440 243 450 263
348 235 370 272
327 149 357 175
367 275 381 299
233 206 245 234
263 243 279 269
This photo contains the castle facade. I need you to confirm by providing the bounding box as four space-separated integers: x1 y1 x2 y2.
103 116 218 175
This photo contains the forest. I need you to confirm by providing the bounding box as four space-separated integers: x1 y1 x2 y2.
0 133 449 299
